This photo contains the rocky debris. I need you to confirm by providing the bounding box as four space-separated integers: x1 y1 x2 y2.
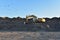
0 17 59 31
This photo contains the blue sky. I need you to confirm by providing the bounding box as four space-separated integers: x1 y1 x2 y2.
0 0 60 18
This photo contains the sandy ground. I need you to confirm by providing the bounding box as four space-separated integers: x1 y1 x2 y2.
0 31 60 40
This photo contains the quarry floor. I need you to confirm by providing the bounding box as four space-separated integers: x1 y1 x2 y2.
0 31 60 40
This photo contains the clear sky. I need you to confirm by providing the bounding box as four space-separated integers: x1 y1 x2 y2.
0 0 60 18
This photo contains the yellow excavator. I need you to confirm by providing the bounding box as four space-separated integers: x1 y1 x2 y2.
25 15 46 24
25 18 46 24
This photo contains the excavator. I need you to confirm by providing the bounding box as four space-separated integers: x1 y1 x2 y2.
24 15 46 24
25 18 46 24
